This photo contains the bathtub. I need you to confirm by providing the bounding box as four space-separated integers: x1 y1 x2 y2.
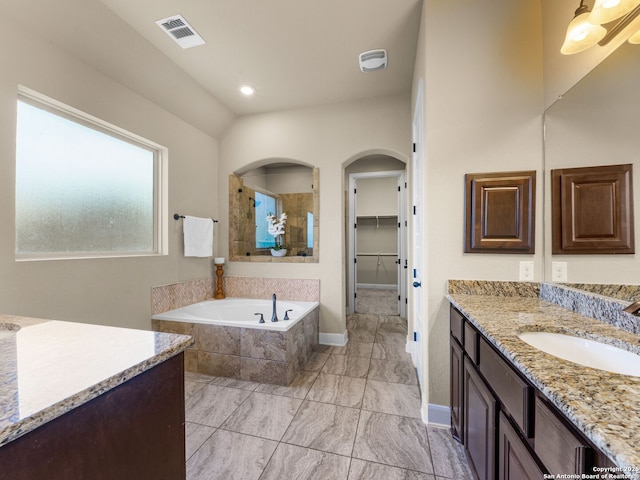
151 298 318 332
151 297 320 385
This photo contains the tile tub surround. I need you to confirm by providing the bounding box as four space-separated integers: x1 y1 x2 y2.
448 293 640 478
153 306 319 385
152 276 320 315
0 314 192 447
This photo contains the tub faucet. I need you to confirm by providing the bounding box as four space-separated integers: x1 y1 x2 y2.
271 293 278 322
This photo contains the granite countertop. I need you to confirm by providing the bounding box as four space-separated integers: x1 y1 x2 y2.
448 293 640 478
0 314 192 447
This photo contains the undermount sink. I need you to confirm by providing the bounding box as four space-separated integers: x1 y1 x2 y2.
517 331 640 377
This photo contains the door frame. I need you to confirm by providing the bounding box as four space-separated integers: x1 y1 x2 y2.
410 79 426 395
347 170 407 317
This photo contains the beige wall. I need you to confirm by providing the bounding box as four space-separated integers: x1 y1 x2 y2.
219 94 411 336
0 22 221 330
412 0 544 410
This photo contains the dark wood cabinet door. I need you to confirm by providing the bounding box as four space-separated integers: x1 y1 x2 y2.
464 356 496 480
498 412 543 480
450 336 464 442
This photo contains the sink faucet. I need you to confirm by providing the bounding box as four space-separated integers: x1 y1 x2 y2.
271 293 278 322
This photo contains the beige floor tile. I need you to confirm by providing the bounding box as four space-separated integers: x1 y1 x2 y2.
322 354 371 378
185 384 252 427
282 400 360 455
362 380 422 418
371 343 412 360
221 391 302 440
353 410 434 474
306 372 367 408
427 426 475 479
375 331 408 345
255 370 318 399
348 459 436 480
260 443 350 480
302 352 330 371
327 341 374 358
209 376 261 391
186 429 277 480
368 358 418 385
185 422 215 460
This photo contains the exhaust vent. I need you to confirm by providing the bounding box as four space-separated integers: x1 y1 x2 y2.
155 15 205 49
359 49 387 73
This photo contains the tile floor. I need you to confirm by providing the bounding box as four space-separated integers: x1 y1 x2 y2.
184 313 474 480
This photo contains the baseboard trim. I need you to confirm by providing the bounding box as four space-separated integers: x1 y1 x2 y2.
422 403 450 427
319 331 348 347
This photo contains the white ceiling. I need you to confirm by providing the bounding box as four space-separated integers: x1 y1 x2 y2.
99 0 422 115
2 0 422 134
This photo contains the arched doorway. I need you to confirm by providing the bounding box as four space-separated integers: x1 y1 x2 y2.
345 154 407 317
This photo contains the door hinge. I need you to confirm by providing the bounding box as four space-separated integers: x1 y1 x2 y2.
398 295 401 301
413 331 418 341
398 186 401 192
354 188 357 194
413 143 416 153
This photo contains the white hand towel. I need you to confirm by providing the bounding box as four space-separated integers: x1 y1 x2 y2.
183 216 213 257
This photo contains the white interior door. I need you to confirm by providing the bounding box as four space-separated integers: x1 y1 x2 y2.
411 82 425 386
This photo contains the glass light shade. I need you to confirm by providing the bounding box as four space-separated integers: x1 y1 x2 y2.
628 27 640 42
588 0 640 25
561 10 607 54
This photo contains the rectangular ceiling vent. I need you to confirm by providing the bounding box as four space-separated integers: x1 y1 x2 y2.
155 14 205 49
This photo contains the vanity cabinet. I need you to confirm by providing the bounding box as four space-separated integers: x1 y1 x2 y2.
449 305 620 480
464 356 496 480
498 412 543 480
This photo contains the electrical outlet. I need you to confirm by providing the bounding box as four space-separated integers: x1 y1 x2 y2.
519 261 534 282
552 262 568 282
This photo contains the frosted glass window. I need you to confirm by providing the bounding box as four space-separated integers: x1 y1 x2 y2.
255 191 277 249
15 94 164 259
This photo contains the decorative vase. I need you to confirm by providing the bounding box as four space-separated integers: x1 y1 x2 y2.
270 248 287 257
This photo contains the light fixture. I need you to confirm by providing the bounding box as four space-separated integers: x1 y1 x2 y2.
239 85 256 96
588 0 640 25
628 27 640 42
561 1 607 55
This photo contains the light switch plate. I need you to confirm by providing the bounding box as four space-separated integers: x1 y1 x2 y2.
552 262 568 282
519 261 534 282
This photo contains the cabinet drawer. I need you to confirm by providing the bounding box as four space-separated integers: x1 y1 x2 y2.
450 306 464 345
535 396 592 474
464 322 479 364
479 338 533 437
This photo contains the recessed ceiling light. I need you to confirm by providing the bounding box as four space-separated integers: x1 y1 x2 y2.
240 85 256 96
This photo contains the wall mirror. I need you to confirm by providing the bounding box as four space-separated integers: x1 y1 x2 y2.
229 163 319 262
544 40 640 297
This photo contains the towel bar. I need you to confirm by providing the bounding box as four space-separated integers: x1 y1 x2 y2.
174 213 218 223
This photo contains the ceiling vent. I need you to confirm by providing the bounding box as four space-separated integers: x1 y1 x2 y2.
155 15 205 49
359 49 387 73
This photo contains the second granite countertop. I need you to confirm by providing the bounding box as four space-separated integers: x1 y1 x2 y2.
0 314 193 448
448 293 640 478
